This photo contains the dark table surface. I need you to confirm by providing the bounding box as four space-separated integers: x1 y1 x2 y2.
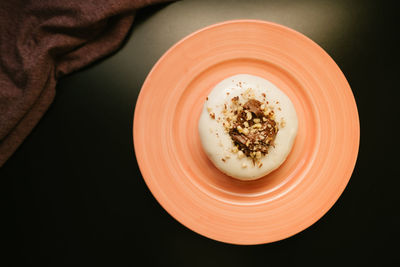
1 0 398 266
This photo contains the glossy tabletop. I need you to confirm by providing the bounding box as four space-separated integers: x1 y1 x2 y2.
1 0 397 265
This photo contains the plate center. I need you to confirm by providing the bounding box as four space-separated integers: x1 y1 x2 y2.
171 57 319 205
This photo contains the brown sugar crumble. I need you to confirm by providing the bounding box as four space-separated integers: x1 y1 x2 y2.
221 94 279 166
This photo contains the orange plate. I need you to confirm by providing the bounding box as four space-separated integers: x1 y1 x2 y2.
133 20 359 245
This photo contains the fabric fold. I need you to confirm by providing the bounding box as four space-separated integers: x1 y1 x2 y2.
0 0 170 166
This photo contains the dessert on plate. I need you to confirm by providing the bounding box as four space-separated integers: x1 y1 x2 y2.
198 74 298 181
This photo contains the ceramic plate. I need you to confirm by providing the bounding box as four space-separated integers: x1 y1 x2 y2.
133 20 359 244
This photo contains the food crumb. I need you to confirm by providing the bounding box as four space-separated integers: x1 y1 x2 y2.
280 118 286 128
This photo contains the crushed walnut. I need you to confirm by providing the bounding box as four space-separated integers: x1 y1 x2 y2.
221 92 280 166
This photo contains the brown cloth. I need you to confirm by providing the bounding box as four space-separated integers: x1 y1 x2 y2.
0 0 170 167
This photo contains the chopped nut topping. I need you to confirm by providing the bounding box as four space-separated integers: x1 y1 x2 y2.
221 91 279 165
245 110 252 121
